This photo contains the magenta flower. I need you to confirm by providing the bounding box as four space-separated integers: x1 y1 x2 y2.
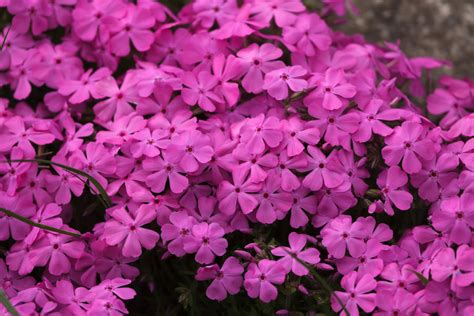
166 130 214 173
375 289 416 316
431 245 474 288
288 187 318 229
93 75 138 121
58 67 110 104
382 121 436 174
183 222 228 264
271 232 320 276
143 153 189 194
282 116 321 157
432 193 474 245
161 211 197 257
29 234 85 276
217 169 261 216
181 71 223 112
321 215 365 259
250 0 305 27
306 68 356 110
302 146 348 191
130 128 169 158
103 205 159 258
0 117 55 154
236 43 284 94
282 13 332 55
263 66 308 100
0 192 34 241
0 259 35 298
109 7 155 56
410 153 458 202
374 166 413 216
71 142 117 189
352 99 396 142
255 173 292 224
195 257 244 301
244 259 286 303
331 272 377 316
240 114 283 154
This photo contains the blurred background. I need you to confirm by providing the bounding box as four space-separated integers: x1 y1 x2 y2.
338 0 474 78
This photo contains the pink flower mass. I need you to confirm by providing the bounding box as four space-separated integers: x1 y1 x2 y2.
0 0 473 315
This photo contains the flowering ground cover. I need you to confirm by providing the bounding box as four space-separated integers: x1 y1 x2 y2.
0 0 473 315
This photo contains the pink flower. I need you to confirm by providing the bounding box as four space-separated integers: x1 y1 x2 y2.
183 222 228 264
432 193 474 245
130 128 169 158
0 259 35 298
305 68 356 110
321 215 365 259
143 152 189 194
288 187 318 229
410 153 458 202
282 13 332 55
307 104 360 150
0 192 35 241
255 173 292 224
93 75 138 121
250 0 305 27
331 271 377 316
58 67 110 104
0 117 55 154
29 234 85 276
217 169 261 216
302 146 348 191
382 121 436 174
181 71 223 112
244 259 286 303
165 130 214 173
271 232 320 276
103 205 159 258
109 7 155 56
374 289 416 316
431 245 474 288
240 114 283 154
374 166 413 215
282 116 320 157
72 0 126 42
161 211 197 257
236 43 284 94
352 99 396 142
71 142 117 189
195 257 244 301
263 65 308 100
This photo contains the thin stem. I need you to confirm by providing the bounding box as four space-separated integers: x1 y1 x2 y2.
0 207 81 238
284 249 349 316
1 25 11 50
0 289 20 316
5 159 112 208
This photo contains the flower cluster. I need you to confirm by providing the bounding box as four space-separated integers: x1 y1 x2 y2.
0 0 473 315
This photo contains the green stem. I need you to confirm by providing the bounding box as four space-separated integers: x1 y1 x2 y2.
0 289 20 316
284 249 349 316
6 159 112 208
0 208 81 238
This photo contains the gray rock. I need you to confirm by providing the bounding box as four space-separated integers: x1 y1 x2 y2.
338 0 474 78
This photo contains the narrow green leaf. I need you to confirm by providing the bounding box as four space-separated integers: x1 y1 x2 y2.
0 289 20 316
1 26 11 51
0 207 82 238
6 159 112 208
409 269 429 286
284 249 349 316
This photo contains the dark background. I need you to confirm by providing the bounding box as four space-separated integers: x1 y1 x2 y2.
337 0 474 79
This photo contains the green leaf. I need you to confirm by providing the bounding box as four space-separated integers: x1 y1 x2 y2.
6 159 112 208
409 269 429 286
0 289 20 316
0 207 82 238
